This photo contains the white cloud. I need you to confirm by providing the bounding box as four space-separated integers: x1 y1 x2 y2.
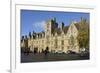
32 21 45 32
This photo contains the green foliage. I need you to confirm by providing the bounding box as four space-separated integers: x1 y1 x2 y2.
77 18 89 50
77 28 89 50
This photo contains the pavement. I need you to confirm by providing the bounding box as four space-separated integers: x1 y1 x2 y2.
21 52 89 63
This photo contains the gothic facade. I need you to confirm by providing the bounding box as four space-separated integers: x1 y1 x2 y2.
21 18 88 53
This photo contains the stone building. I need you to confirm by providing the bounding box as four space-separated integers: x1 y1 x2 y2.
21 17 89 53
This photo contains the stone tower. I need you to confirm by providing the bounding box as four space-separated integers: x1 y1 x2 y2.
45 18 58 51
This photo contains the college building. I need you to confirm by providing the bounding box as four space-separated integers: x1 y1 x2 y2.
21 17 89 53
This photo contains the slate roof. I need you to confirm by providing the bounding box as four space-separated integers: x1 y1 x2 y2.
51 25 69 36
63 26 69 34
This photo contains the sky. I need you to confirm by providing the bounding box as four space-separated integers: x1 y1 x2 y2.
21 10 90 36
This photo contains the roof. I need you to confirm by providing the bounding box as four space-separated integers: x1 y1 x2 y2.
74 23 80 30
51 25 69 36
63 26 69 34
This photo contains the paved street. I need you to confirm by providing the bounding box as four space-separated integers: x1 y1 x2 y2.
21 52 89 63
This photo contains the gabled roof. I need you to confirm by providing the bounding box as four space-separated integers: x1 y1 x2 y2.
63 26 69 34
51 25 69 36
74 23 80 30
52 28 62 36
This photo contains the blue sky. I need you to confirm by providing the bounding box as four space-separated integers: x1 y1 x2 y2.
21 10 89 36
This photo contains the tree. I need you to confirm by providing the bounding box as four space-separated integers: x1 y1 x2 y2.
77 17 89 51
77 30 89 50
